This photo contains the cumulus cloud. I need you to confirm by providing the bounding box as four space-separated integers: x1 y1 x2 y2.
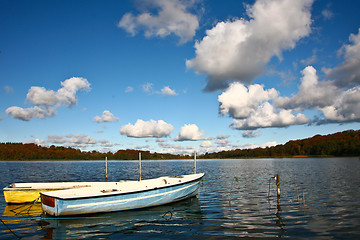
158 141 195 155
217 134 230 140
47 135 67 144
65 134 97 148
230 102 309 130
27 77 90 107
218 82 278 119
324 28 360 88
26 138 48 146
275 66 340 110
275 65 360 124
118 0 199 44
242 130 261 138
120 119 174 138
318 86 360 122
93 110 119 123
6 77 90 121
186 0 313 91
174 124 212 141
28 134 117 150
98 139 114 148
200 140 212 148
6 106 55 121
157 86 178 96
218 82 310 131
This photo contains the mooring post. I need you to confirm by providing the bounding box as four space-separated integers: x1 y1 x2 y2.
275 174 280 197
105 156 108 181
194 151 197 174
139 152 142 181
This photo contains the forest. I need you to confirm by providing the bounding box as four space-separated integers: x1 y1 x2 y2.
0 129 359 160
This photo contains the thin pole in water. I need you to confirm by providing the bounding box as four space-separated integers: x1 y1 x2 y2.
139 152 142 181
194 152 197 174
105 156 108 181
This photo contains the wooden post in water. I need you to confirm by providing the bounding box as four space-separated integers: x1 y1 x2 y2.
275 174 280 197
139 152 142 181
105 156 108 181
194 152 197 174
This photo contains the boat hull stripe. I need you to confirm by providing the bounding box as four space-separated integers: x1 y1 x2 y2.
67 181 199 209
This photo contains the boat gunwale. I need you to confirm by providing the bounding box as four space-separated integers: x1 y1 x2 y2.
40 173 204 201
4 188 78 192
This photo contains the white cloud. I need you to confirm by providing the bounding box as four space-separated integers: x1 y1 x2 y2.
275 66 340 110
142 82 154 94
43 134 97 149
6 77 90 121
275 65 360 124
218 82 278 119
27 77 90 107
215 138 229 147
200 140 212 148
6 106 55 121
219 82 309 131
319 86 360 122
174 124 212 141
98 139 114 148
47 135 67 144
186 0 313 91
120 119 174 138
157 86 178 96
94 110 119 123
242 130 261 138
324 28 360 88
25 138 48 147
217 134 230 140
125 86 134 93
118 0 199 44
230 102 309 130
321 6 334 20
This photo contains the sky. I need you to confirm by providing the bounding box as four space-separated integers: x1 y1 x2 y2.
1 0 360 155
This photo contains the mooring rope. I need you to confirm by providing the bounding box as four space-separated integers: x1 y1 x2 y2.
9 197 40 216
0 218 21 239
176 167 195 176
229 176 276 205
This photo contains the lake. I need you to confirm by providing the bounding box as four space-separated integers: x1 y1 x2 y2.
0 158 359 239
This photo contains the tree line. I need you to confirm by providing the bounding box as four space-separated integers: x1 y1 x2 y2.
201 129 360 159
0 143 191 161
0 129 359 160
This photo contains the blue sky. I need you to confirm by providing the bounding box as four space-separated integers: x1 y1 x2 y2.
1 0 360 155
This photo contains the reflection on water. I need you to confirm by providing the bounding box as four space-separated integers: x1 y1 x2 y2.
1 158 360 239
1 197 201 239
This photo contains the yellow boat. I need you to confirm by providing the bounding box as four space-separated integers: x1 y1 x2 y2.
3 181 129 204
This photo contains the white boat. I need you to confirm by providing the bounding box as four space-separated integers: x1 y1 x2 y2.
41 173 204 216
3 181 129 204
3 157 118 204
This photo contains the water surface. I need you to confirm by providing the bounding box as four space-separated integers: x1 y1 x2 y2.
1 158 359 239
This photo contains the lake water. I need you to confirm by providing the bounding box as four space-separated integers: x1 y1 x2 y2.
0 158 359 239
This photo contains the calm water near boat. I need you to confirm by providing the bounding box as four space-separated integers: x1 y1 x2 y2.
0 158 359 239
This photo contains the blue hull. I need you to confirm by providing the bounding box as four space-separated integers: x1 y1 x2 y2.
41 173 204 216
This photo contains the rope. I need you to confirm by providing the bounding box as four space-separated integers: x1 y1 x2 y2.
176 167 194 176
0 218 21 239
10 197 40 216
229 176 276 205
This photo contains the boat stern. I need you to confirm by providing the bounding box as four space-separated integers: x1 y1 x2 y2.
41 193 58 216
3 187 42 204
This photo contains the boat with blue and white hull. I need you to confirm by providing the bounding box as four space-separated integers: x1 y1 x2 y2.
41 173 204 216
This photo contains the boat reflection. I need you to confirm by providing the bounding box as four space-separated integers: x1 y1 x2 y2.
2 197 202 239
